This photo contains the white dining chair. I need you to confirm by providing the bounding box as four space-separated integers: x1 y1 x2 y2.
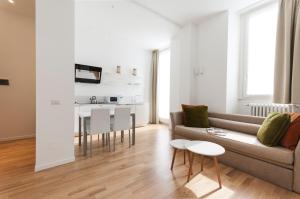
112 107 131 151
87 108 111 155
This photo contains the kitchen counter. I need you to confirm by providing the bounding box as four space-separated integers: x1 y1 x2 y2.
74 103 149 132
75 103 144 106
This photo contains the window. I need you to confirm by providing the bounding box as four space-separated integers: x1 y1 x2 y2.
157 49 170 123
240 3 278 98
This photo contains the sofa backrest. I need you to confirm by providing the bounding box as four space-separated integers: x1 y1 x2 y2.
208 117 261 135
208 112 265 135
208 112 265 125
170 111 265 136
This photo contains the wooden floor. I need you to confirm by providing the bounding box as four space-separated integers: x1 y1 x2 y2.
0 125 300 199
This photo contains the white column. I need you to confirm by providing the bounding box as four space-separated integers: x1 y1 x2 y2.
35 0 75 171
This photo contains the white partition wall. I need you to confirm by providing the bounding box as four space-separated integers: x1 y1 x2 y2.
35 0 75 171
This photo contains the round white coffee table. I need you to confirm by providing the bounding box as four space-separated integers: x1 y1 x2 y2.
186 141 225 188
169 139 192 170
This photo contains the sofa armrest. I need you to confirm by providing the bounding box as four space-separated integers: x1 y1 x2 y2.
294 141 300 193
170 112 183 139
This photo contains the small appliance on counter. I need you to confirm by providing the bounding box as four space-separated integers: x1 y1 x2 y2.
89 96 97 104
105 96 120 104
104 96 136 104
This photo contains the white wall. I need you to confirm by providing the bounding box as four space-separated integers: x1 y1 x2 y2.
170 24 197 112
0 9 35 141
75 29 151 102
195 12 229 113
170 11 241 114
35 0 74 171
75 1 179 123
75 1 152 100
226 11 240 114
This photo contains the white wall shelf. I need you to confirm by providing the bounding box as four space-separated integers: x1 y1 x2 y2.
101 72 144 86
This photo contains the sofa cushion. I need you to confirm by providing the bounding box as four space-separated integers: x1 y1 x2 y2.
280 113 300 150
181 104 209 128
257 112 291 146
175 125 294 166
208 117 260 135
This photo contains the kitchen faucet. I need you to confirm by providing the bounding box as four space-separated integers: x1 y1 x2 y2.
90 96 97 104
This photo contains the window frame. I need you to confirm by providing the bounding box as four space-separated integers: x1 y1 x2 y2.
239 2 278 100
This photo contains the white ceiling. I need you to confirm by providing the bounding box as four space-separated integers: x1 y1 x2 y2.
0 0 264 49
75 0 264 50
0 0 263 22
75 1 180 50
132 0 264 26
0 0 35 17
78 0 264 26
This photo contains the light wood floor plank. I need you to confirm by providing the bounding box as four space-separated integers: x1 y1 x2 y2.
0 125 299 199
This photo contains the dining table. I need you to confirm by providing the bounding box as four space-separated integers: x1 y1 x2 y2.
78 111 136 156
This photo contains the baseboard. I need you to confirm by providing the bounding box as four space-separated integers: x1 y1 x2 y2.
35 156 75 172
0 134 35 142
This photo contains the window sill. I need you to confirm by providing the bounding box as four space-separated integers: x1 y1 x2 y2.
238 95 273 102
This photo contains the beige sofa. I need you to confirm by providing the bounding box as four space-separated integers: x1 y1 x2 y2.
170 112 300 193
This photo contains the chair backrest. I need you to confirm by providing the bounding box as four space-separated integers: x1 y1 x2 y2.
113 107 131 131
90 108 111 134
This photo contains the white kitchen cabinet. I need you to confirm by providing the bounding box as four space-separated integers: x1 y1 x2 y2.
135 103 149 127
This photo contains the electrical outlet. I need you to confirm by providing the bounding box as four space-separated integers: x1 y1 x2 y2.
50 100 61 105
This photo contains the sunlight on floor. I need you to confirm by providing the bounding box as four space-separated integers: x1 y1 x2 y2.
185 173 235 199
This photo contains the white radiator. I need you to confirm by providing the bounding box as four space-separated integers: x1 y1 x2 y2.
247 103 294 117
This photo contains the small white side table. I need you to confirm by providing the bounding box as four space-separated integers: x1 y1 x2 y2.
169 139 193 170
186 141 225 188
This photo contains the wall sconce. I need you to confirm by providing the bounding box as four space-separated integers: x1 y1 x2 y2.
116 65 121 74
132 68 137 76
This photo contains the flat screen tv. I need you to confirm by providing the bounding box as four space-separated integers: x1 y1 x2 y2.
75 64 102 84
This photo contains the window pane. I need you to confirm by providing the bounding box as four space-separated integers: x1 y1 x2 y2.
158 50 170 120
246 4 278 95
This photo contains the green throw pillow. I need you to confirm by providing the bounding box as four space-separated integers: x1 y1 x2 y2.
257 112 291 146
181 104 209 128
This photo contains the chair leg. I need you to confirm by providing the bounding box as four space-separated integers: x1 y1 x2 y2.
128 130 131 148
102 134 105 147
90 134 92 156
106 133 108 146
113 131 116 152
105 133 108 150
121 130 124 143
98 134 100 143
108 133 111 152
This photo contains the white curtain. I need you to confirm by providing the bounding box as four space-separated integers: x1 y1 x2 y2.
273 0 300 104
150 50 159 124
